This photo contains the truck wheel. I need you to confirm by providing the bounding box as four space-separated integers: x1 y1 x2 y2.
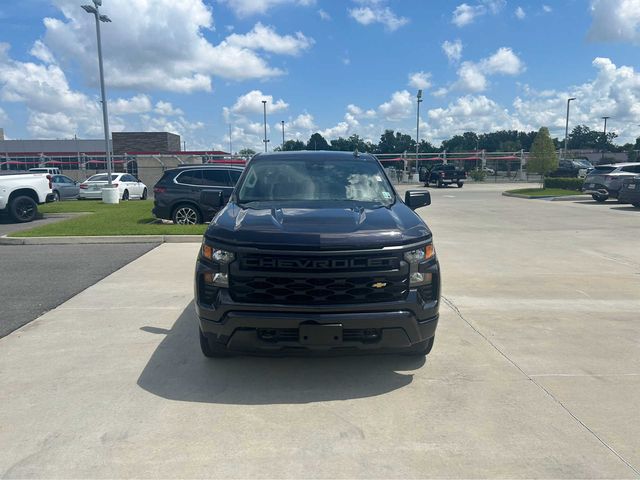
403 337 435 357
592 194 608 203
9 195 38 223
437 180 444 188
457 182 464 188
199 329 231 358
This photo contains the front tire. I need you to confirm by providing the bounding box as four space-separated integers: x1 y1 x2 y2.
172 204 202 225
9 195 38 223
437 180 444 188
199 329 231 358
592 194 608 203
457 182 464 188
52 190 60 202
122 189 130 201
141 188 148 200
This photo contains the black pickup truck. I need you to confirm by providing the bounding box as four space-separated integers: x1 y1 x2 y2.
195 151 441 357
425 164 466 188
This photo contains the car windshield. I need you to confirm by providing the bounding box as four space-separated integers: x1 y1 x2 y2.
592 166 616 173
86 174 119 182
574 160 593 168
237 158 395 207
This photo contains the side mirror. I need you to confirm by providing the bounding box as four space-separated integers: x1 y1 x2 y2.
405 190 431 210
201 190 225 208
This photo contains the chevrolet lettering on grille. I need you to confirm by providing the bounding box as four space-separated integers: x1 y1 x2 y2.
242 257 398 270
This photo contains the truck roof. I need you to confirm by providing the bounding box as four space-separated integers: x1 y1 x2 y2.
252 150 377 162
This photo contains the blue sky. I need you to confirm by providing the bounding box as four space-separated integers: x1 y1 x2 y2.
1 0 639 151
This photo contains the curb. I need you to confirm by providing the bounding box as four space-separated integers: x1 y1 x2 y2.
0 234 203 245
502 192 587 201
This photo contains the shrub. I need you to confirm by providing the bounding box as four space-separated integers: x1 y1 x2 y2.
469 169 487 181
543 177 584 191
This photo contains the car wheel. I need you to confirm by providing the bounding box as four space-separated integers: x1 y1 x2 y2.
172 204 202 225
9 195 38 223
437 180 444 188
633 202 640 208
592 194 608 203
199 329 231 358
457 182 464 188
52 190 60 202
403 337 435 357
122 189 130 201
141 188 148 200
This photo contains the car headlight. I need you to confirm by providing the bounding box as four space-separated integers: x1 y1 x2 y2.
404 244 435 264
201 244 235 264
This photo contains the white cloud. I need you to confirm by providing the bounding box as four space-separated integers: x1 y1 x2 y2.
227 90 289 117
349 1 409 31
452 0 505 27
378 90 413 121
481 47 525 75
291 113 316 130
154 101 184 116
29 40 55 64
347 104 376 118
320 122 351 139
40 0 313 94
408 72 432 90
442 39 463 63
221 0 315 17
515 6 525 19
110 94 152 115
0 106 8 124
318 9 331 20
452 47 524 92
226 22 314 56
542 5 552 13
588 0 640 44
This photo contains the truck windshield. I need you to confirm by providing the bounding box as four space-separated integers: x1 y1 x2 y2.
237 159 395 206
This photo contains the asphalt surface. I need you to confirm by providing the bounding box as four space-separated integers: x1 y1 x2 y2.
1 183 639 478
0 243 159 338
0 213 70 236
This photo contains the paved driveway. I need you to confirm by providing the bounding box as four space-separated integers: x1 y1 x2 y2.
1 184 638 478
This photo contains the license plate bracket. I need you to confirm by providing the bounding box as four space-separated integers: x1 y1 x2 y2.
299 324 343 346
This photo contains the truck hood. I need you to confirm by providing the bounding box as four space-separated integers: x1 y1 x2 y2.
205 201 431 249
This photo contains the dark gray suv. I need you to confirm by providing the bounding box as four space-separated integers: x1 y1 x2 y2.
152 165 244 224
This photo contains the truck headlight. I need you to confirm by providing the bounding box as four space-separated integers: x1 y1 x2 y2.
404 244 435 264
202 244 235 264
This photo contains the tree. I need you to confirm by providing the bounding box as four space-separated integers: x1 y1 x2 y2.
330 134 374 152
442 132 478 152
375 130 416 154
280 139 306 151
528 127 558 185
238 148 256 156
306 132 330 150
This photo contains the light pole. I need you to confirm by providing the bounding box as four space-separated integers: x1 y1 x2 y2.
563 97 576 160
81 0 114 196
262 100 269 152
601 116 611 162
228 124 232 154
416 89 423 169
281 120 285 150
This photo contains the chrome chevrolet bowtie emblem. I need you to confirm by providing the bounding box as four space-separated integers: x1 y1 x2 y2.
371 282 387 289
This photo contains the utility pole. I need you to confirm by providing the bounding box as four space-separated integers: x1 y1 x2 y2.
602 116 610 162
564 97 576 160
262 100 269 152
281 121 285 150
228 124 232 155
416 89 423 171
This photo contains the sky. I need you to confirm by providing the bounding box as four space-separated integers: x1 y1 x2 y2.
0 0 639 152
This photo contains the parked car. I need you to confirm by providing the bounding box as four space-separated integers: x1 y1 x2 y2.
195 151 440 357
425 164 466 188
481 166 496 175
582 163 640 202
152 164 244 224
29 167 61 175
78 173 147 201
0 171 55 222
618 176 640 207
51 174 80 201
549 159 594 178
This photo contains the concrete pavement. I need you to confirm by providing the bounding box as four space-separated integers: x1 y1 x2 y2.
1 183 639 478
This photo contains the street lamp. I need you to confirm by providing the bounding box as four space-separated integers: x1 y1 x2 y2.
281 120 285 150
563 97 576 160
262 100 269 152
601 116 611 162
82 0 115 199
416 90 423 165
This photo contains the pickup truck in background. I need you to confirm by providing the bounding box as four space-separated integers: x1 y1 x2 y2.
0 172 55 222
425 164 466 188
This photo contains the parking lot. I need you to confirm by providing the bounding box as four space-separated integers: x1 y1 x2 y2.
1 183 638 478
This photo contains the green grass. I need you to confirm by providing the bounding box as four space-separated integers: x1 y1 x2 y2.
505 188 587 197
10 200 208 237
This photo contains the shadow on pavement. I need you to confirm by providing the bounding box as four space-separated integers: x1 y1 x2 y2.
137 302 425 405
610 206 640 212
